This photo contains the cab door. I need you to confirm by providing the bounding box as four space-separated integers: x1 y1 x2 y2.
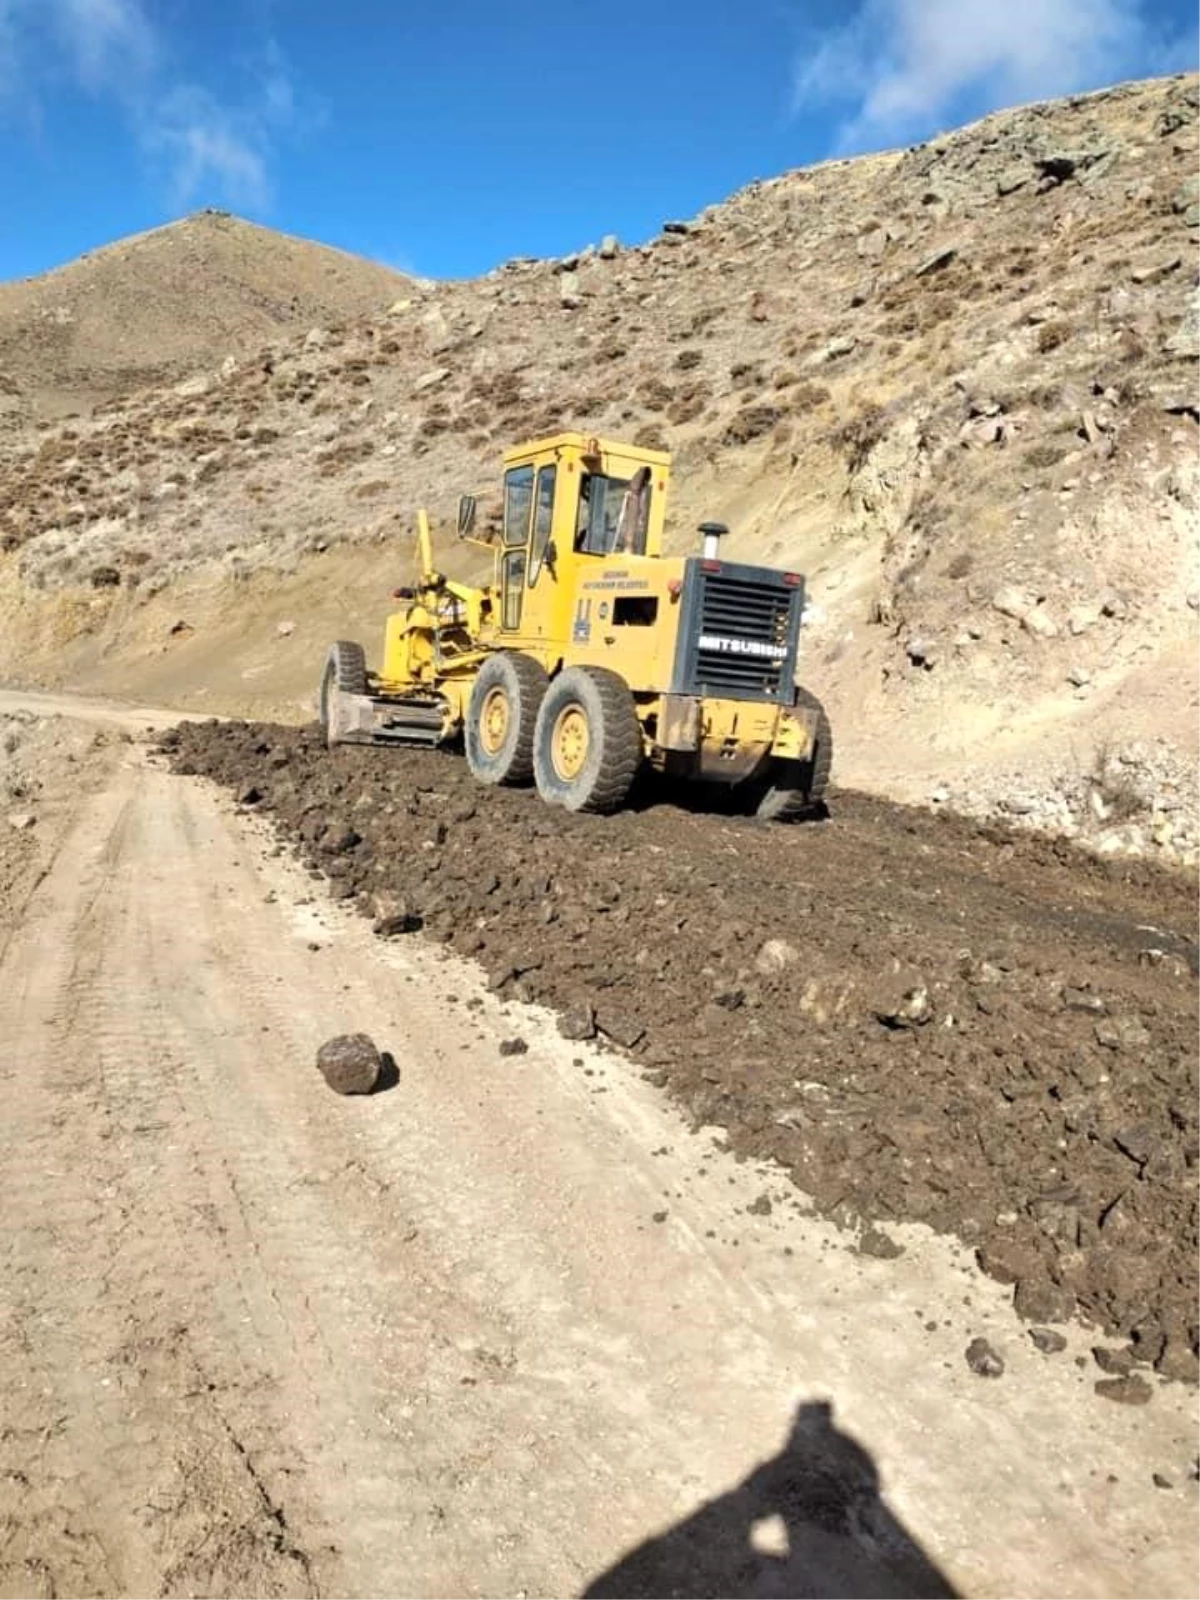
500 460 558 635
500 465 533 631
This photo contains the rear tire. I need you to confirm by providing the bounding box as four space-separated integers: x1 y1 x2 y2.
319 640 367 746
465 652 548 785
533 667 643 813
754 687 833 820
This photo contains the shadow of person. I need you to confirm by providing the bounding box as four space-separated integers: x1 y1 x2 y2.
582 1400 959 1599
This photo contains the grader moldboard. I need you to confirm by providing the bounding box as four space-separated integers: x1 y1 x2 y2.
319 432 831 817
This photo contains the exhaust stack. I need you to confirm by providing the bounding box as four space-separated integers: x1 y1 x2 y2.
699 520 728 560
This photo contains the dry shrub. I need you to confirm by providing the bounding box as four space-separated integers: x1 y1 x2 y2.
1023 441 1071 471
789 381 830 411
638 377 674 410
479 372 524 408
828 401 889 471
721 404 782 446
1088 744 1149 824
667 386 705 425
633 425 669 451
315 438 375 475
1036 321 1070 353
688 307 721 337
1115 327 1147 364
675 349 703 372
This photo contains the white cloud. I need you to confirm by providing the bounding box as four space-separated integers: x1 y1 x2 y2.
794 0 1191 151
51 0 158 91
0 0 302 212
148 86 270 212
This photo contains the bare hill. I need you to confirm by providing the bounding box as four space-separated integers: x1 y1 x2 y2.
0 210 413 417
0 72 1196 860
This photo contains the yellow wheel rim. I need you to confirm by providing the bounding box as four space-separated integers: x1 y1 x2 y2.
480 685 510 755
552 704 590 781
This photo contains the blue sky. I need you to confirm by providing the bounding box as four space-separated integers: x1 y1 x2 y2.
0 0 1196 283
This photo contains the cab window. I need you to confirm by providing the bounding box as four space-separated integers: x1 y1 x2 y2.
575 468 651 556
503 465 534 547
501 551 525 627
528 465 556 585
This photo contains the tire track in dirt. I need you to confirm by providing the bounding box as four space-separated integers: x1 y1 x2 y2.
0 766 317 1598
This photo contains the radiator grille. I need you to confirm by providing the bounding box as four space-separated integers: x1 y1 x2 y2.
690 572 796 698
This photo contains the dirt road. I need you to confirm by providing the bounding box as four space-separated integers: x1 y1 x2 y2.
1 695 1197 1599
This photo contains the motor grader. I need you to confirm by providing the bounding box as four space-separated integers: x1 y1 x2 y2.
319 431 831 817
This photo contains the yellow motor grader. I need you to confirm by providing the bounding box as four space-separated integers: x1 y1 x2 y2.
319 432 831 817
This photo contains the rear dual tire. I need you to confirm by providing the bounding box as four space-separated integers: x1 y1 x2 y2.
532 667 642 814
754 687 833 820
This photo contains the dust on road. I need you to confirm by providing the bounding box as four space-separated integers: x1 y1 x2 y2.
0 701 1196 1600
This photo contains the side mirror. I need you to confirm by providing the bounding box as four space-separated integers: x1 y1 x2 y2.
456 494 477 537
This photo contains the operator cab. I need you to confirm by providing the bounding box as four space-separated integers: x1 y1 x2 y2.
475 432 671 635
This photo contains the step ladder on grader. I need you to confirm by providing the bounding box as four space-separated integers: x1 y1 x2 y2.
320 432 831 817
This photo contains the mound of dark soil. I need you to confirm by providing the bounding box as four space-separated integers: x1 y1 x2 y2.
163 720 1199 1381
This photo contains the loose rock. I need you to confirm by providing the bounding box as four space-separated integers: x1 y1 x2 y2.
755 938 799 975
965 1337 1005 1378
1092 1345 1134 1376
858 1227 905 1259
558 1005 597 1042
316 1032 381 1096
1094 1375 1153 1405
1014 1275 1074 1323
372 892 419 936
595 1009 646 1049
1029 1327 1068 1354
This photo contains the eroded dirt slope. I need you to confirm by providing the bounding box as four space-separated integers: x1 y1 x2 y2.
164 719 1200 1385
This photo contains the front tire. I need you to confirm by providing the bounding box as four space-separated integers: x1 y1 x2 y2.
465 652 548 785
532 667 643 813
319 640 367 746
754 687 833 820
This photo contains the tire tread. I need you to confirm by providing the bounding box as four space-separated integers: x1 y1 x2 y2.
757 687 832 820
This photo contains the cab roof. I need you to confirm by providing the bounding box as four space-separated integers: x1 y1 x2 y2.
501 431 672 470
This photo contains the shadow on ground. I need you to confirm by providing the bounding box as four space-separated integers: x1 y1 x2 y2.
581 1401 958 1600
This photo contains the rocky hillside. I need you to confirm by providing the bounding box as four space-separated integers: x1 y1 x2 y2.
0 211 412 418
0 72 1196 857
